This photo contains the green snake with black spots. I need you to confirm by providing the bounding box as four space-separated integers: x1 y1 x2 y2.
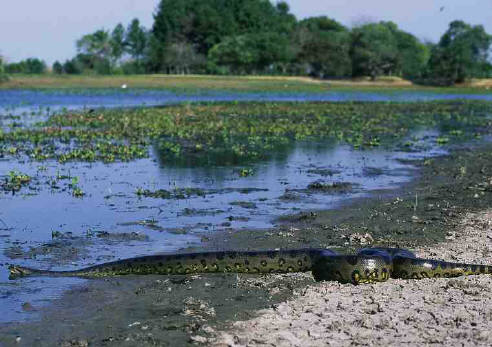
8 248 492 285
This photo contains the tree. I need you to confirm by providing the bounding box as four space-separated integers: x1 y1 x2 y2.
52 61 63 74
162 42 205 74
208 35 258 74
150 0 296 73
428 20 492 83
295 17 352 78
126 19 148 66
350 22 399 79
63 58 83 74
5 58 46 74
76 30 112 73
208 32 293 74
0 55 7 82
392 30 429 79
77 30 111 59
110 23 125 67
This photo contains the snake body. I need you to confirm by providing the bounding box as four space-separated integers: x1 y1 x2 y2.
8 248 492 285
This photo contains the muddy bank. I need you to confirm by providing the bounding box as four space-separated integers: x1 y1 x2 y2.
213 209 492 347
0 144 491 346
208 143 492 251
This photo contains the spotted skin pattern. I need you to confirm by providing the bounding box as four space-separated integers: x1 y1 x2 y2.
8 248 492 285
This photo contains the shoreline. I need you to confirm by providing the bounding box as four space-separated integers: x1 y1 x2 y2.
213 208 492 346
1 75 492 93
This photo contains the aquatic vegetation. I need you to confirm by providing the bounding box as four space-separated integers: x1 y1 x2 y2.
436 136 450 145
136 187 207 199
237 168 254 177
1 100 491 165
306 181 354 193
229 201 257 209
306 168 341 177
72 186 85 198
2 171 31 193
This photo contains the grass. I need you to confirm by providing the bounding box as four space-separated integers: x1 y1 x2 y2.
1 100 491 165
1 74 492 94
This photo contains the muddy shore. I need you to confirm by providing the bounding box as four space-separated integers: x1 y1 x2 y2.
0 143 491 346
213 209 492 346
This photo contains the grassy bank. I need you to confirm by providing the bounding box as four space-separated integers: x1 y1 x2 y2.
1 74 492 93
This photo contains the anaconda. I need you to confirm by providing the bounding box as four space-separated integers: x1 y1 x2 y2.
8 248 492 285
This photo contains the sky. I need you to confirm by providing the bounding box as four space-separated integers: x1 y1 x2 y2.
1 0 491 65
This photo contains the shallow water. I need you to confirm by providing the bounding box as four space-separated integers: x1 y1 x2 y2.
1 89 492 115
0 89 489 323
0 133 445 322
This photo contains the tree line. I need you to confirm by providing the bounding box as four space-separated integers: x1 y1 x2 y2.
2 0 492 85
0 55 5 81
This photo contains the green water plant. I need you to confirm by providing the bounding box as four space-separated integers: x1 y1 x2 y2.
2 100 492 166
2 171 31 193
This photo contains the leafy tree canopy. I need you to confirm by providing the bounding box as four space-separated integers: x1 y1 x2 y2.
295 17 351 78
4 58 46 74
428 20 492 83
150 0 296 72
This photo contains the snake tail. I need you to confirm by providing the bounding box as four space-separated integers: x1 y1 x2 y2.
392 257 492 279
8 249 331 280
8 265 71 279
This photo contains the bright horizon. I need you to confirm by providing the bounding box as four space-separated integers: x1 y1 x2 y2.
1 0 491 65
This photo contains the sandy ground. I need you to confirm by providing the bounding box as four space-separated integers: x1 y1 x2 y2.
212 209 492 347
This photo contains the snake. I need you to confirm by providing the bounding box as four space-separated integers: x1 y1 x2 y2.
8 248 492 284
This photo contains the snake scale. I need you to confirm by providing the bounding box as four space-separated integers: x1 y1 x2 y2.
8 248 492 284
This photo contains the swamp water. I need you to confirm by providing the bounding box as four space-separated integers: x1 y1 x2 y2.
0 89 490 323
2 89 492 115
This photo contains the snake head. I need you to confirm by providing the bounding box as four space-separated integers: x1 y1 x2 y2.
312 255 393 284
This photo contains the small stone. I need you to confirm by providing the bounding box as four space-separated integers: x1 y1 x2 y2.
201 325 215 333
21 302 34 312
190 335 208 343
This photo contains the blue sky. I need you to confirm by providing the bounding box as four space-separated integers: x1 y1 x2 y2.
1 0 491 65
